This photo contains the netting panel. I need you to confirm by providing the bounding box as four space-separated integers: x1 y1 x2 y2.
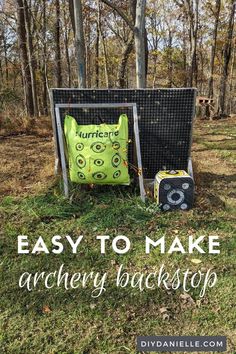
52 88 196 179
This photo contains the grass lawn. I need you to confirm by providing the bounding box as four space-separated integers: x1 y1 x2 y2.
0 118 235 354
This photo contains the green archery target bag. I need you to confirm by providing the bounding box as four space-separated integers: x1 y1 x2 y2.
64 114 130 185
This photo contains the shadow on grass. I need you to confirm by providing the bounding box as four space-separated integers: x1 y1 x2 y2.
197 172 236 188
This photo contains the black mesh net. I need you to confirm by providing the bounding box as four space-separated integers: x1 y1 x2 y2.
51 89 196 179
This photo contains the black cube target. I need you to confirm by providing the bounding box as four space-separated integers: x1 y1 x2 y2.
154 170 194 211
50 88 196 179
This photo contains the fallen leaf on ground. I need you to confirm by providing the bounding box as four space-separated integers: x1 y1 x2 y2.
180 293 195 308
159 307 168 314
42 305 51 314
191 258 202 264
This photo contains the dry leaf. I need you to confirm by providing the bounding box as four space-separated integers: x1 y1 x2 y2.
159 307 168 314
191 258 202 264
42 305 51 314
180 293 192 301
159 307 171 320
180 293 195 308
162 313 170 321
196 299 202 308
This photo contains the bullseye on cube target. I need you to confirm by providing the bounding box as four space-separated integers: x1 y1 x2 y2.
154 170 194 211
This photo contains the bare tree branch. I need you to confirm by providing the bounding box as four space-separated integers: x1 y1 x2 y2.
100 0 135 31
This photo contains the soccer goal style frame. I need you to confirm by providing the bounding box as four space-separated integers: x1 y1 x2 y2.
54 102 146 202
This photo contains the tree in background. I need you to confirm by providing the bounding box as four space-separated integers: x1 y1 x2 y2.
55 0 62 87
72 0 86 87
101 0 147 87
208 0 221 100
0 0 235 117
15 0 34 116
134 0 147 87
218 0 235 116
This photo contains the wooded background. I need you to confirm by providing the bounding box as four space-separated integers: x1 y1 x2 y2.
0 0 235 119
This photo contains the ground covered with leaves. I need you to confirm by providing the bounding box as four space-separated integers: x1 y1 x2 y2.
0 118 235 353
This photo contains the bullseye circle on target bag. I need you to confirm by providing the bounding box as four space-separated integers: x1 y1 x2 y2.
64 114 130 185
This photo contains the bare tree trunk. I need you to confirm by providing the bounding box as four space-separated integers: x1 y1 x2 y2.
117 35 134 88
101 30 109 88
204 0 221 118
63 2 71 87
0 59 3 83
73 0 86 87
199 37 204 94
85 7 91 88
152 55 158 88
228 43 235 114
55 0 62 87
134 0 146 88
95 21 99 88
218 0 235 116
3 30 9 86
23 0 38 116
64 32 71 87
42 0 48 114
15 0 34 116
174 2 193 86
182 28 188 87
97 0 110 88
167 29 173 87
144 27 148 79
69 0 75 35
117 0 136 88
208 0 221 99
100 0 141 87
189 0 199 87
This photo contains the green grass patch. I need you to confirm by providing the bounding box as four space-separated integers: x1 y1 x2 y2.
1 187 236 353
1 121 236 353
